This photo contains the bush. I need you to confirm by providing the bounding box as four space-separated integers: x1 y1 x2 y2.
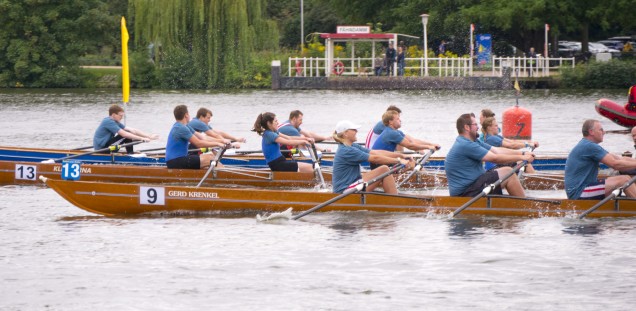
561 59 636 89
130 51 157 89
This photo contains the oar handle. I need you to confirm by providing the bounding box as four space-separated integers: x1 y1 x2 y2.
396 149 437 188
293 163 404 220
51 141 144 163
578 175 636 219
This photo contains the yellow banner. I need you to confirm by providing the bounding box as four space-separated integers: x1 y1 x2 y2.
121 17 130 104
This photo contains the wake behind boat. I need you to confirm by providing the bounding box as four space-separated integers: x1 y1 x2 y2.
42 178 636 218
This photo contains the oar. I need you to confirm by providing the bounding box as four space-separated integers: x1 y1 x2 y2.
396 148 438 188
195 144 230 187
578 175 636 219
452 157 531 217
71 145 94 151
41 141 144 163
308 143 327 189
292 163 405 220
138 147 167 153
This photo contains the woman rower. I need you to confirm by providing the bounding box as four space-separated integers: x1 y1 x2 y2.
332 120 413 194
252 112 314 173
481 116 538 173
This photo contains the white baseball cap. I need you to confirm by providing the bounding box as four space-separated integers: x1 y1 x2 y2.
335 120 361 134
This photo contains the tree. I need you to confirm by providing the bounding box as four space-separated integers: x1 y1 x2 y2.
0 0 117 87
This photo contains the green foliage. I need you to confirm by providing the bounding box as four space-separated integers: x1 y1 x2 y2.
0 0 118 87
129 50 156 88
560 59 636 89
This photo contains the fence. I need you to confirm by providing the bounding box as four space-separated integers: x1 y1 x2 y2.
491 56 576 77
288 57 473 77
288 56 577 78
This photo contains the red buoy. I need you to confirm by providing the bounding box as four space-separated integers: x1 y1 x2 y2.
502 105 532 140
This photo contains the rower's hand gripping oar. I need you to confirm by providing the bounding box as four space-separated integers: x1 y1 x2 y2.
41 141 145 163
195 143 231 187
578 175 636 219
292 163 405 220
396 147 439 188
452 150 534 217
307 142 327 189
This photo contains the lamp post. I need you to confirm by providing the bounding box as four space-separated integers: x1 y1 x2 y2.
420 13 429 76
300 0 304 49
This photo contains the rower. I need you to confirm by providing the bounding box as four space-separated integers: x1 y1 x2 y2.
445 113 534 197
93 104 159 154
481 116 539 173
365 105 401 149
277 110 331 157
332 120 413 194
189 107 246 144
252 112 314 173
564 119 636 199
166 105 236 170
370 110 440 169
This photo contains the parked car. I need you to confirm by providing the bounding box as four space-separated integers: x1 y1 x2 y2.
598 40 624 50
590 42 621 57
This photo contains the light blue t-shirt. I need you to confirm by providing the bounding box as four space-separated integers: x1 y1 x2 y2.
564 138 608 199
188 118 212 133
165 123 195 161
332 143 370 193
372 121 385 135
484 134 504 170
372 127 405 152
365 121 386 149
445 136 492 196
262 130 283 163
93 117 125 150
278 120 302 137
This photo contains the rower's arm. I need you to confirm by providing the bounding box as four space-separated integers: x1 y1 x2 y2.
274 136 312 146
215 129 246 143
204 129 226 141
502 139 539 150
482 149 534 164
123 127 159 140
300 129 332 142
190 133 226 148
601 153 636 171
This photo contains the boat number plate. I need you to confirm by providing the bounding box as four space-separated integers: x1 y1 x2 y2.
15 164 37 180
61 161 81 180
140 186 165 205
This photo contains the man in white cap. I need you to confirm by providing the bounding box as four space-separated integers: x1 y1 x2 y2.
331 120 413 194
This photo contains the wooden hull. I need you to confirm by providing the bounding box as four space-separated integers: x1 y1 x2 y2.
0 145 574 171
1 160 564 190
43 178 636 218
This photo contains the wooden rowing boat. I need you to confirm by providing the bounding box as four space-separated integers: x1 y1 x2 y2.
0 160 566 190
42 178 636 218
0 145 579 171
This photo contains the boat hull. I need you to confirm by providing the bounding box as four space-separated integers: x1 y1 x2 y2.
1 160 564 190
44 178 636 218
595 98 636 128
0 145 571 171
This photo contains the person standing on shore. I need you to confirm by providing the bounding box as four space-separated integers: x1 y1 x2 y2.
385 43 396 76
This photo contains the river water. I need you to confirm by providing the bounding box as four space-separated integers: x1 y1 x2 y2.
1 88 636 310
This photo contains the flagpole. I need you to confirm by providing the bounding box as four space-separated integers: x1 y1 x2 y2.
470 24 474 76
121 16 130 124
544 24 549 58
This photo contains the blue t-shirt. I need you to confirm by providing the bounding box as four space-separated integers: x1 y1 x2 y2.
93 117 125 150
278 120 301 137
188 118 212 133
564 138 608 199
332 144 370 193
262 130 283 163
372 127 405 152
165 123 195 161
484 134 504 170
445 136 492 196
365 121 386 148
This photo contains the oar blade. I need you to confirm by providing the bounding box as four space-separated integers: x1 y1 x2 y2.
256 207 293 222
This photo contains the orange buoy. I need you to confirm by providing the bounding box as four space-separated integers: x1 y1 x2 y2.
502 105 532 140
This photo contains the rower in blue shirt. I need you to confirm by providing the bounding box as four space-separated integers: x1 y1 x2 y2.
445 113 534 197
188 107 246 145
481 116 538 172
93 104 159 153
277 110 332 157
332 120 413 194
564 119 636 199
370 110 440 169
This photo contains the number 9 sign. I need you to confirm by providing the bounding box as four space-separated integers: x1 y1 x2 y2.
140 186 165 205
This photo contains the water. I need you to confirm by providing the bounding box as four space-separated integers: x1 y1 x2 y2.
1 89 636 310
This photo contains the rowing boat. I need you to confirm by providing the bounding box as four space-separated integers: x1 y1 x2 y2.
42 178 636 218
0 160 566 190
0 145 578 171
